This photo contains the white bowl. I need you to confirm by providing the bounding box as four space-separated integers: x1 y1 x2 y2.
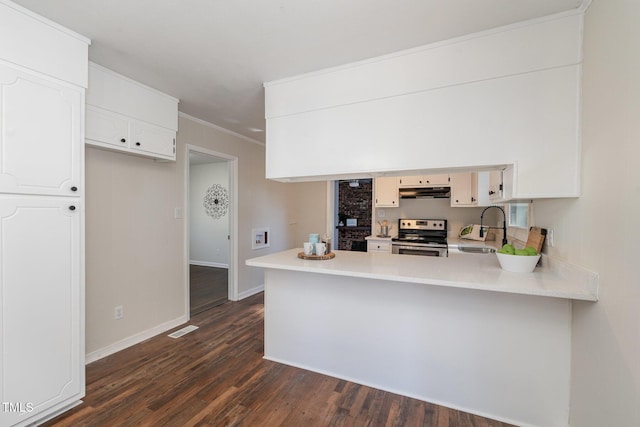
496 252 541 273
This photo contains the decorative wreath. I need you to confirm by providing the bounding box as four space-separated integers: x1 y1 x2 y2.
203 184 229 219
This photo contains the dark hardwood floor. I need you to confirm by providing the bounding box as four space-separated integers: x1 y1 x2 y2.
190 264 228 316
44 293 515 427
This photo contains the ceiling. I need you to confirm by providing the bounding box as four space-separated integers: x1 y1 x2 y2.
13 0 585 143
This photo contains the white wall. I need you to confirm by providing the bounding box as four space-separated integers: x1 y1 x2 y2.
288 181 328 248
84 114 326 360
189 162 229 267
85 147 184 359
534 1 640 425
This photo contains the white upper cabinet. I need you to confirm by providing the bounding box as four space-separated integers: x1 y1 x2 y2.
450 173 478 207
85 62 178 161
264 12 584 199
398 174 449 187
450 169 513 207
86 106 176 160
374 177 399 208
0 65 83 196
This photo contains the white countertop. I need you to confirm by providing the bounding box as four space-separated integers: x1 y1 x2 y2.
365 235 394 240
246 248 599 301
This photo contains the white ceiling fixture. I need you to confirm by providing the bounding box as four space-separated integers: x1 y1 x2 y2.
12 0 585 143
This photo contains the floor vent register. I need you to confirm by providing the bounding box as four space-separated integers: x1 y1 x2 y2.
168 325 199 338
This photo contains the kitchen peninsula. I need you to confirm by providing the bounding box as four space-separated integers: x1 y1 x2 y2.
246 249 597 427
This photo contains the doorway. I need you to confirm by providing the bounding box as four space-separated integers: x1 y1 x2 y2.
186 145 238 317
334 179 373 251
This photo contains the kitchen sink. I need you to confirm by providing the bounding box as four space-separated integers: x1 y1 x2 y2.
457 246 496 254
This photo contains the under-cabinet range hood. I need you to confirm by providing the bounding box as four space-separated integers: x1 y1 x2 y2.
399 187 451 199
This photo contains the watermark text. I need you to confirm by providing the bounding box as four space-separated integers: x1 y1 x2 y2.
1 402 34 413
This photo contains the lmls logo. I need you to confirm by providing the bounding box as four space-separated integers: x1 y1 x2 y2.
1 402 34 413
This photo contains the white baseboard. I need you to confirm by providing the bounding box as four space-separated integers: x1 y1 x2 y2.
238 284 264 300
85 314 189 364
190 260 229 269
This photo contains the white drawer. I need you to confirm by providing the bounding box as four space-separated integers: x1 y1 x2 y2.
367 241 391 253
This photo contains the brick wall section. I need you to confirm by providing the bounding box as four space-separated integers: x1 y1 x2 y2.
337 180 372 250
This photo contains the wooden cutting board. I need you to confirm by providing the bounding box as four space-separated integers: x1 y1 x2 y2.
526 227 547 253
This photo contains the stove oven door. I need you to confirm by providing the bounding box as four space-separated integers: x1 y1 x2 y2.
391 243 448 257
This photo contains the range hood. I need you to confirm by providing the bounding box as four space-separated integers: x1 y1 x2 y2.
399 187 451 199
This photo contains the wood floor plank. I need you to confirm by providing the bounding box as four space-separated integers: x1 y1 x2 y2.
43 293 516 427
190 265 228 315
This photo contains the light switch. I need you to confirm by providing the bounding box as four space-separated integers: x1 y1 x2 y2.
174 207 183 219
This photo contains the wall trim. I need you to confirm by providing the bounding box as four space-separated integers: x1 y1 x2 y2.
238 284 264 300
190 260 229 269
85 314 189 364
179 112 264 146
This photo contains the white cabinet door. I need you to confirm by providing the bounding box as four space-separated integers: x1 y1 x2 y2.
0 65 82 196
85 106 129 149
424 174 450 186
130 121 176 159
450 173 478 206
489 170 503 201
374 177 399 207
398 176 424 187
0 196 83 427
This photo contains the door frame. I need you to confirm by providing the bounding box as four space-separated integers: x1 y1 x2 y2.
184 144 239 318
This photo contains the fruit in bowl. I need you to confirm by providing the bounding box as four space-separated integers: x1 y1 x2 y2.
496 244 541 273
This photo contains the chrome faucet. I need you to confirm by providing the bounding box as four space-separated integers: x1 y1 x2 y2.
479 205 508 247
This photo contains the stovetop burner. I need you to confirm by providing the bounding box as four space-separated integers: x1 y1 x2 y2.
392 219 448 246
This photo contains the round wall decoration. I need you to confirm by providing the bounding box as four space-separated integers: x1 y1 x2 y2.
203 184 229 219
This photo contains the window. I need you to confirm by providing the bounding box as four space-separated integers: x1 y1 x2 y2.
508 203 530 229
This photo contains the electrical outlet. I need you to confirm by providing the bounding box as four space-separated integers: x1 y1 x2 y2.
377 209 386 218
548 229 555 248
114 305 124 320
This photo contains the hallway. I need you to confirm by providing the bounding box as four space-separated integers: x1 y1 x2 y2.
190 264 228 316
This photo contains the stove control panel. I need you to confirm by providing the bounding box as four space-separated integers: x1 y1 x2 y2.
399 219 447 231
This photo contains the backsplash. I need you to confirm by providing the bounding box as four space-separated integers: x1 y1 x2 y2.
373 198 501 241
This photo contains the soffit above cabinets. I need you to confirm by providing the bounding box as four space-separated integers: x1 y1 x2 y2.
263 12 584 199
10 0 587 143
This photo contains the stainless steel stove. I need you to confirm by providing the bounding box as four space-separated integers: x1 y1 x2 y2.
391 219 448 257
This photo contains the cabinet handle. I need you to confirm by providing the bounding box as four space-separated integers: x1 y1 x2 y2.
70 186 78 192
120 138 126 143
135 142 141 146
69 205 76 211
489 190 496 195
